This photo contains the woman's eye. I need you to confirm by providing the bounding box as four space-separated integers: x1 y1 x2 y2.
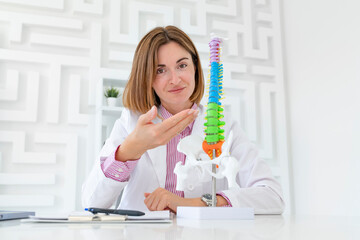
179 63 187 69
157 68 165 74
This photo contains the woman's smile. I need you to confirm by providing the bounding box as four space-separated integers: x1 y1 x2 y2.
168 87 186 93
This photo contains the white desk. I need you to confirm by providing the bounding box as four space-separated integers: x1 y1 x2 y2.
1 215 359 240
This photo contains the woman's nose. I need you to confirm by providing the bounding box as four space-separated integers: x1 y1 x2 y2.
168 69 181 84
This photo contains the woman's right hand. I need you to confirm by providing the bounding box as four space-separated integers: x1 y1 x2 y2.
115 106 199 162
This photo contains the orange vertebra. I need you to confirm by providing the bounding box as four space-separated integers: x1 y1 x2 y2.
202 140 224 159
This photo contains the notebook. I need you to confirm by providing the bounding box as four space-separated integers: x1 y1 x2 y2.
68 211 127 221
21 210 172 223
0 210 35 221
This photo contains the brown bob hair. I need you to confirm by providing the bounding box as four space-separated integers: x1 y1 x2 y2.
122 25 204 114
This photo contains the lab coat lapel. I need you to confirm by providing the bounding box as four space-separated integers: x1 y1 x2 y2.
146 113 167 188
147 144 167 188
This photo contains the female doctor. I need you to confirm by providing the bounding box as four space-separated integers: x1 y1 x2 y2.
82 26 285 214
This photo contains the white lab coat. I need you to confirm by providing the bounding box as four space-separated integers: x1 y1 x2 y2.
82 104 285 214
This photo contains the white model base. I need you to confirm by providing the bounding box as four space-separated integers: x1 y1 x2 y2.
177 207 254 220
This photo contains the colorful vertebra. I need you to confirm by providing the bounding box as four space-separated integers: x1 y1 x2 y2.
202 37 225 159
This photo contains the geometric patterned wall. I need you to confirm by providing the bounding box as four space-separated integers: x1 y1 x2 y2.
0 0 291 214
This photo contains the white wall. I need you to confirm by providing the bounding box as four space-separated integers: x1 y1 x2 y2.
283 0 360 216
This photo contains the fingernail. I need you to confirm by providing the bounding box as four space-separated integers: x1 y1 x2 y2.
149 106 155 114
188 109 195 115
193 110 199 116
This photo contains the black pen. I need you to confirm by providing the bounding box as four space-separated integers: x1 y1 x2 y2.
85 207 145 216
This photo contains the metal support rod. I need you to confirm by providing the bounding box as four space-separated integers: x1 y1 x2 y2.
211 149 217 207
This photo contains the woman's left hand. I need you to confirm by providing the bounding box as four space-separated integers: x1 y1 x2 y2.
144 188 189 213
144 188 229 213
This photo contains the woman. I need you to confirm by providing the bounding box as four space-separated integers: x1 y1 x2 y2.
82 26 285 214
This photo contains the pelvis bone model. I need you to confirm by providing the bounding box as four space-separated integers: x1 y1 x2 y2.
174 130 241 191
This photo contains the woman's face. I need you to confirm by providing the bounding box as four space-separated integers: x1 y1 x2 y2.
152 41 196 114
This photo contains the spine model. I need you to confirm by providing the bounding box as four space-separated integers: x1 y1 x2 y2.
175 37 241 195
202 37 225 159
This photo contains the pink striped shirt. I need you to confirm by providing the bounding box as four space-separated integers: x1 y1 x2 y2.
159 104 196 198
100 104 232 206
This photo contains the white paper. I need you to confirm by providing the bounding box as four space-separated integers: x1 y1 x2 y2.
29 211 93 220
21 219 172 224
29 214 69 220
22 210 172 224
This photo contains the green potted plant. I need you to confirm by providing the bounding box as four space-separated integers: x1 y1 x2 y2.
104 86 120 107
